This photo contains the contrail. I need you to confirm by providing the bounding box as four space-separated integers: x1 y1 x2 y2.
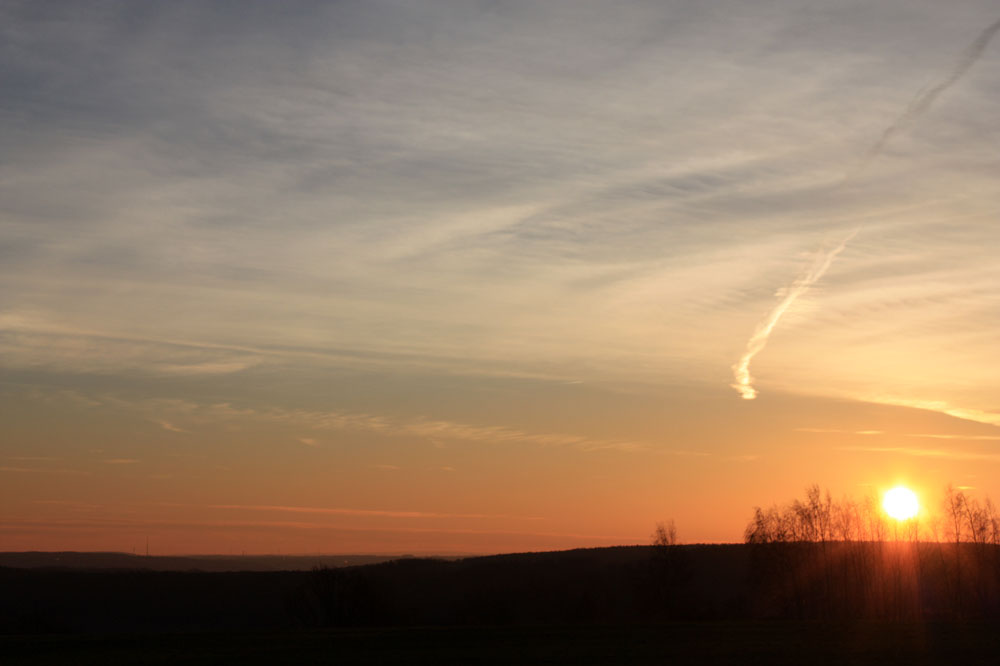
732 17 1000 400
731 230 857 400
858 17 1000 174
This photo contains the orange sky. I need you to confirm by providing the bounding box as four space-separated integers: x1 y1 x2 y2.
3 381 998 554
3 1 1000 554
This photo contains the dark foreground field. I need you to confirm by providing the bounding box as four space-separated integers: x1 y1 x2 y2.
5 543 1000 663
6 622 1000 665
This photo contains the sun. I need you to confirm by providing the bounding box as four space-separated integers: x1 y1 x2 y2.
883 486 919 521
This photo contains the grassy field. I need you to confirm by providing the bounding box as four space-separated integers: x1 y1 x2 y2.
6 622 1000 665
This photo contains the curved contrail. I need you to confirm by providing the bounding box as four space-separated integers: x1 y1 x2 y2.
731 230 857 400
732 17 1000 400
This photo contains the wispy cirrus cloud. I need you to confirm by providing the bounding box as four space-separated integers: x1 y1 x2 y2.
207 504 540 521
796 428 884 435
4 2 1000 552
0 466 89 475
0 311 263 377
33 500 103 510
733 15 1000 402
8 456 65 461
799 426 1000 441
57 391 651 453
156 420 188 434
3 1 998 421
840 445 1000 463
904 433 1000 441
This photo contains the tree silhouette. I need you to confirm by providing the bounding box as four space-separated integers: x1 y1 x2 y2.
742 483 1000 619
651 519 677 548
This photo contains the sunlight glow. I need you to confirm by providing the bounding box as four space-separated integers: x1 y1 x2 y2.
883 486 919 521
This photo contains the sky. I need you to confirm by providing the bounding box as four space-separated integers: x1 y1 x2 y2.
2 0 1000 554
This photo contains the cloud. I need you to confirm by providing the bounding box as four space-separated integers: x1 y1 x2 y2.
65 392 649 453
0 310 263 376
8 455 65 461
795 428 884 435
904 433 1000 441
156 360 258 375
33 500 103 510
103 458 139 465
156 420 188 433
732 231 856 400
657 449 712 458
206 504 537 521
857 17 1000 174
732 13 1000 401
798 426 1000 441
840 445 1000 463
1 2 999 435
863 396 1000 428
0 466 89 475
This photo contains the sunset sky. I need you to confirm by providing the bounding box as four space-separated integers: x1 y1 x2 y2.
3 0 1000 554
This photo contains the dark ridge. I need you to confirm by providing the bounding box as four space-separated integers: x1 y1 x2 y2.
5 542 1000 635
0 551 418 572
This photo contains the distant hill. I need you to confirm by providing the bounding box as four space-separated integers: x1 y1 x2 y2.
0 551 435 572
0 545 736 633
4 542 1000 634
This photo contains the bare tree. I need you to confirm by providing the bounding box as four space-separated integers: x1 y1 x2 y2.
652 519 677 547
944 484 967 544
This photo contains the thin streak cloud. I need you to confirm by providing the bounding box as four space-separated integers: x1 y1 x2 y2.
0 466 89 475
73 392 650 453
208 504 541 521
840 445 1000 463
858 17 1000 173
904 433 1000 441
795 428 884 435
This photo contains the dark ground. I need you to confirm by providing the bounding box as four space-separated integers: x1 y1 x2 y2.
6 622 1000 665
5 544 1000 663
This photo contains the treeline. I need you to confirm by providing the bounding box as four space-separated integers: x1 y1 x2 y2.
743 485 1000 619
745 484 1000 545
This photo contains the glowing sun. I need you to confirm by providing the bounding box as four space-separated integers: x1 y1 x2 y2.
883 486 919 521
